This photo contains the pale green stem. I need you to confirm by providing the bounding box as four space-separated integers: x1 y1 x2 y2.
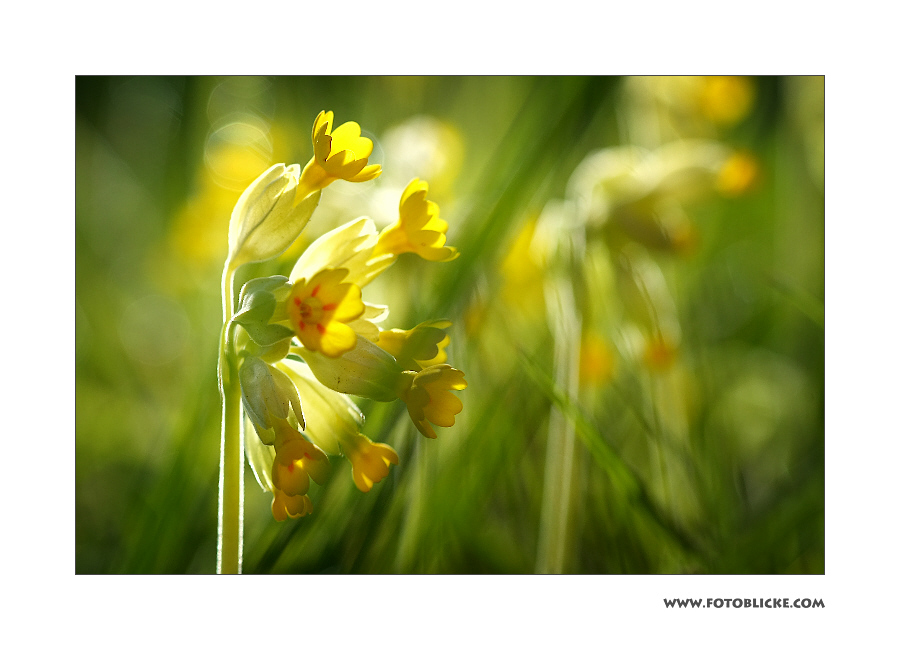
535 276 582 574
217 262 244 574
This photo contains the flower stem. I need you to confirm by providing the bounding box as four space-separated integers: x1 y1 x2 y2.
217 263 243 574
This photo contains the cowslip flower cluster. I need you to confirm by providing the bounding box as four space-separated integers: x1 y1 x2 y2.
223 111 466 522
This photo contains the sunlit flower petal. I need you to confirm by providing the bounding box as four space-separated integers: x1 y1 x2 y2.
343 433 400 492
287 268 365 357
398 364 467 439
374 178 459 261
377 320 451 371
299 110 382 192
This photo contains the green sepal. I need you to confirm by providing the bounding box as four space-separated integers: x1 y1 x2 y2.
233 276 290 324
240 322 295 348
239 356 279 432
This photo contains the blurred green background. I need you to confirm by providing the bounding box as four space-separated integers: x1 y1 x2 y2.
75 76 824 574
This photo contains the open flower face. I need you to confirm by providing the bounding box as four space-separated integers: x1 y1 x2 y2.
287 268 365 357
375 178 458 261
400 364 467 438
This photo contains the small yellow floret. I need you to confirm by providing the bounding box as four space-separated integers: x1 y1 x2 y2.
377 320 451 371
343 433 400 492
399 364 467 439
298 110 382 192
272 490 313 521
374 178 459 261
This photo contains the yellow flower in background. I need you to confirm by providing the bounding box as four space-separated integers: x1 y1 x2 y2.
298 110 382 192
287 268 365 357
374 178 459 261
643 334 679 372
580 334 616 386
399 364 467 439
697 76 755 126
716 151 760 196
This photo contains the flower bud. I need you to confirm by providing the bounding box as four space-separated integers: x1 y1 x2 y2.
226 163 321 269
298 336 404 402
238 356 305 443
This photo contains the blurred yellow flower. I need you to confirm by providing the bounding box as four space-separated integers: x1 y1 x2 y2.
716 151 760 196
644 335 678 372
697 76 755 126
287 268 365 357
374 178 459 261
298 110 382 192
399 364 467 439
580 334 616 385
499 215 546 322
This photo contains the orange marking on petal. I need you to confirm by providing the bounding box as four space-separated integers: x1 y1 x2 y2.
299 321 306 331
317 323 326 334
311 284 320 297
293 297 301 306
322 303 336 311
286 463 295 473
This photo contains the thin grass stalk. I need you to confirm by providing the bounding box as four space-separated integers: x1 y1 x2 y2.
535 275 582 574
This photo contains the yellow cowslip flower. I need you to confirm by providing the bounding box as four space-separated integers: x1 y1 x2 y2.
290 217 393 290
244 417 324 521
287 268 365 358
297 110 382 193
398 364 467 439
374 178 459 261
271 421 330 497
272 490 313 521
342 434 400 493
277 359 400 493
376 320 451 371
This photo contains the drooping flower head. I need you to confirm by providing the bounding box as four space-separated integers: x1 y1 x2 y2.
343 434 400 493
225 109 468 535
270 420 331 497
298 111 382 192
375 178 459 261
277 359 400 494
398 364 467 439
